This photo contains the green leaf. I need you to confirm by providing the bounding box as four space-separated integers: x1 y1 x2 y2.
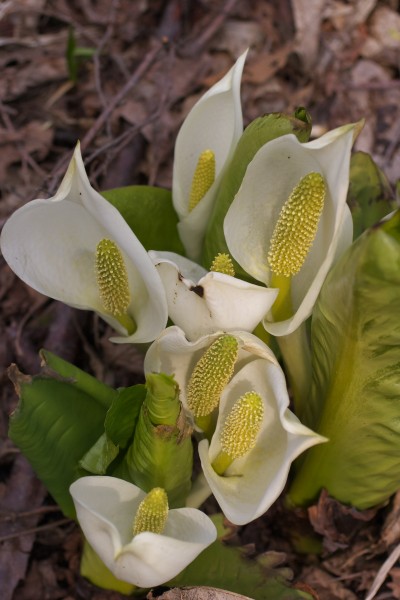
78 384 147 475
289 210 400 509
202 111 312 273
41 349 116 409
105 384 146 448
66 28 78 82
66 27 95 83
102 186 185 254
79 433 119 475
169 515 312 599
8 366 113 518
80 540 136 596
347 151 396 239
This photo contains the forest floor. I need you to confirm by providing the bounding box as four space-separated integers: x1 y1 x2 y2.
1 1 400 599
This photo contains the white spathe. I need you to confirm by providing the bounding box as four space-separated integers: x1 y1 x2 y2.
70 477 217 588
150 251 278 341
172 50 247 260
144 327 325 524
224 123 359 337
0 143 168 343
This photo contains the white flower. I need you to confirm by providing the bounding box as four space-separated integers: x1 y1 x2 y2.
144 327 325 525
173 51 247 261
224 123 360 336
149 251 278 341
70 476 217 588
0 143 168 343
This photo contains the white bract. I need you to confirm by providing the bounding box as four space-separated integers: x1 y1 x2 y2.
70 477 217 588
224 123 359 336
0 143 168 343
144 327 325 525
173 51 247 260
150 251 278 341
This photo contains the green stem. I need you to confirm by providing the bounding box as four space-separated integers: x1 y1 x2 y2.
81 540 136 595
115 312 137 335
195 414 215 441
269 272 312 417
211 451 234 475
270 273 294 321
277 323 312 419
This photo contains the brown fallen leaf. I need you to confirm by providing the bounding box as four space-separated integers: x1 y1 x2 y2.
308 490 377 552
147 586 254 600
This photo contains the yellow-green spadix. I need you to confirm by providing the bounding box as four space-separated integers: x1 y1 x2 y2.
69 477 217 588
187 334 239 418
172 50 247 260
0 143 168 343
224 122 359 336
143 328 326 525
149 252 278 341
132 487 169 535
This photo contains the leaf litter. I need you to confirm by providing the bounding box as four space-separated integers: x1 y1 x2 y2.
0 0 399 598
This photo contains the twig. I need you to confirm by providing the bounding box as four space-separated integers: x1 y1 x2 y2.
0 506 62 523
179 0 239 57
364 542 400 600
0 101 47 180
0 518 72 543
47 39 165 194
81 40 164 152
93 0 120 138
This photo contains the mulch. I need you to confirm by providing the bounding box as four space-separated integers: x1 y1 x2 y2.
1 1 400 598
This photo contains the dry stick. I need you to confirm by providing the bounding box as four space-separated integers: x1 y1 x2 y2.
81 41 164 152
0 518 72 543
180 0 239 57
93 0 120 138
47 40 165 194
0 101 47 179
364 542 400 600
0 506 62 522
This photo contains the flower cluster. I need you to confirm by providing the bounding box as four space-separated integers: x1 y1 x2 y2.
1 50 366 592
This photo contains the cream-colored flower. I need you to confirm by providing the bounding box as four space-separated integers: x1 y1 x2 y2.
145 327 325 524
0 144 168 343
173 51 247 260
150 251 278 341
70 477 217 588
224 123 360 336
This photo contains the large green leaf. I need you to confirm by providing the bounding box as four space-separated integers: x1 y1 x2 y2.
202 110 312 273
347 151 396 239
102 185 185 254
289 211 400 509
8 364 114 518
169 515 312 600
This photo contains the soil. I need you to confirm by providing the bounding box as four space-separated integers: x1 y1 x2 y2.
1 1 400 599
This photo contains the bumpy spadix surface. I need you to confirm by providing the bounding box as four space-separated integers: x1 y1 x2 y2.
268 172 326 277
150 251 278 341
70 476 217 588
224 123 358 336
187 334 238 417
220 391 264 459
172 51 246 259
132 488 168 535
144 328 326 525
210 252 235 276
0 143 168 343
95 239 131 316
189 150 216 212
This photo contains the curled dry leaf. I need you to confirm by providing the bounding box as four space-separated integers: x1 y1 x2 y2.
147 586 254 600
